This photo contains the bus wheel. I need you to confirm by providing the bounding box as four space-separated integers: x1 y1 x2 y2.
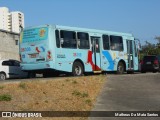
0 73 6 80
72 62 84 76
117 62 124 74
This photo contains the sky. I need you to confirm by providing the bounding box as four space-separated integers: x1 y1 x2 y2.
0 0 160 45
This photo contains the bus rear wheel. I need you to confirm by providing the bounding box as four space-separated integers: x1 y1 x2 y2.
117 62 125 74
72 62 84 76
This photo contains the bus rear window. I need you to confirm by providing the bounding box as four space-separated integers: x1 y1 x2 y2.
143 56 156 62
22 27 48 43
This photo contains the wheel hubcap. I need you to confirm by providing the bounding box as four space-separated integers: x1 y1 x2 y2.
118 65 123 73
75 66 82 75
0 74 5 80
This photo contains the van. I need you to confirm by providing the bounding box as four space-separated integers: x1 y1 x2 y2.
0 59 28 80
141 55 160 73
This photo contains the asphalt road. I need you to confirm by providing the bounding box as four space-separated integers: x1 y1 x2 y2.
90 73 160 120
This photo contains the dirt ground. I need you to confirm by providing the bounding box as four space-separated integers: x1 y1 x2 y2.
0 75 106 120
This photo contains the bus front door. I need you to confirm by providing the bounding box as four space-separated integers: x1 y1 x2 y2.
126 40 134 71
91 37 101 72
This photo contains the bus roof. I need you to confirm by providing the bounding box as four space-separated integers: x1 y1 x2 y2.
54 25 133 37
24 24 133 37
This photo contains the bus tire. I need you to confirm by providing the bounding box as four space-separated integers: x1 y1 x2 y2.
72 62 84 76
117 62 124 74
0 72 6 80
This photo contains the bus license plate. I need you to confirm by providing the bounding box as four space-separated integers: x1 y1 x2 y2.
29 54 39 58
146 62 151 64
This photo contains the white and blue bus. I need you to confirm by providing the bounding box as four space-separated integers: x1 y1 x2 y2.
19 25 139 77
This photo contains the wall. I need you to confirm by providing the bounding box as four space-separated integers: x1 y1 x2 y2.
0 30 19 60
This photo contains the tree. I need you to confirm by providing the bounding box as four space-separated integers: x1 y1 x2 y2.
140 40 160 60
155 36 160 48
155 36 160 43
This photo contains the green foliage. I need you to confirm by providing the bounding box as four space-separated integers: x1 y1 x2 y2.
140 39 160 60
0 94 12 101
155 36 160 43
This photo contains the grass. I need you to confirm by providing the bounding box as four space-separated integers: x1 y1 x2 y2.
65 78 70 82
0 94 12 101
0 75 106 120
0 86 4 89
72 90 89 98
85 99 92 105
72 80 78 84
18 82 27 89
72 90 81 96
81 92 89 98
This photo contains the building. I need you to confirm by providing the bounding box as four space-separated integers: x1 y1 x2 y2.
0 7 11 31
0 29 19 60
11 12 24 33
0 7 24 33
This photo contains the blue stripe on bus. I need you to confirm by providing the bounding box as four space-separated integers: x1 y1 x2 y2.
102 51 114 70
40 46 45 52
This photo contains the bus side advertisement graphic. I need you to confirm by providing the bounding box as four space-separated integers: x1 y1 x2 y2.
22 27 48 43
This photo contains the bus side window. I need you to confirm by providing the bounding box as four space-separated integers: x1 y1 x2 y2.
77 32 89 49
55 30 60 48
102 35 110 50
110 35 123 51
60 30 76 49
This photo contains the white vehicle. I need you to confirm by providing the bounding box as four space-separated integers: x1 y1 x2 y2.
0 59 28 80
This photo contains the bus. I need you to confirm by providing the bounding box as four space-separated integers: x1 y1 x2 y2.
19 24 139 77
